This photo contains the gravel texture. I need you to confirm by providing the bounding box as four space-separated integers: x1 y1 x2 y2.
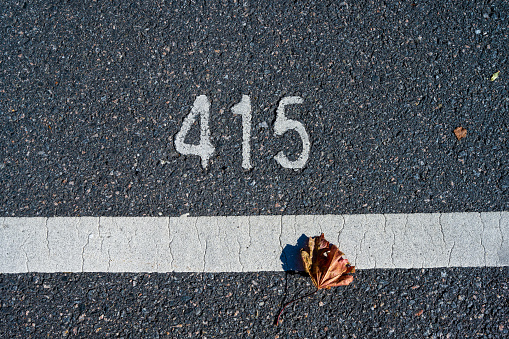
1 268 508 338
1 0 508 217
2 2 507 337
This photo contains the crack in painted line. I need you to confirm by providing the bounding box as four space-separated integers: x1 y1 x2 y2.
236 236 244 272
448 241 455 266
363 216 371 267
20 228 29 273
247 216 252 250
291 215 296 238
278 215 286 268
278 215 283 254
317 215 323 236
358 220 369 267
77 218 88 273
498 212 504 260
154 224 160 272
82 233 91 273
44 218 51 258
107 249 111 272
74 218 80 252
2 213 506 273
167 218 174 272
338 214 345 247
194 218 206 272
98 217 104 252
479 213 487 266
422 216 435 256
127 230 133 251
203 237 208 273
438 213 446 246
390 215 396 268
128 224 136 252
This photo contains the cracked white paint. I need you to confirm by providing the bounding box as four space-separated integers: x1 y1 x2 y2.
2 218 48 272
0 212 507 273
81 217 107 272
235 216 252 271
46 217 96 272
203 216 247 272
393 213 449 268
44 218 50 258
169 216 206 271
357 214 394 269
0 217 26 272
339 214 367 267
499 212 509 265
441 212 484 267
98 217 171 272
278 215 284 257
240 216 281 271
168 217 175 270
338 215 346 247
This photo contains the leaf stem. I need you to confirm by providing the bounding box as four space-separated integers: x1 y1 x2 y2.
275 288 319 326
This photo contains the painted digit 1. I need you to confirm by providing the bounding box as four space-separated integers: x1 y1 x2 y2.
231 95 252 170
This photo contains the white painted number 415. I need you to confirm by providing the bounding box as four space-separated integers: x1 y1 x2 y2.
174 95 310 170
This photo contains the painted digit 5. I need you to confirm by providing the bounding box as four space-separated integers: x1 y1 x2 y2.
273 96 311 169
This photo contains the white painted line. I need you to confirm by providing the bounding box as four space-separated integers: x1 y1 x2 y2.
1 212 507 273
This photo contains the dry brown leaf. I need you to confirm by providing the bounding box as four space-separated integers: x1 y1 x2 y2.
454 126 467 140
276 234 355 325
301 233 355 289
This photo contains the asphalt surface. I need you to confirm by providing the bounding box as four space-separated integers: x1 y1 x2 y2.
1 0 508 217
1 268 508 338
1 0 508 338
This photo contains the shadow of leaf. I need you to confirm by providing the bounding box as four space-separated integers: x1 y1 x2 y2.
280 234 308 272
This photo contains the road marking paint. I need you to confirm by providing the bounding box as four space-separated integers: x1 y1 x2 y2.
173 94 311 170
273 96 310 169
231 94 253 170
174 95 214 169
1 212 507 273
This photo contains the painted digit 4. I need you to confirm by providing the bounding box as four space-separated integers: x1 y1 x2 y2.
174 95 215 169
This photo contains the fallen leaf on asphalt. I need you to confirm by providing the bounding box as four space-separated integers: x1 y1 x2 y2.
301 233 355 289
276 234 355 325
490 71 500 81
454 127 467 140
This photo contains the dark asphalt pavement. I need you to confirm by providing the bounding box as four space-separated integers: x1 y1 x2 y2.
1 0 508 217
1 268 508 338
1 1 508 338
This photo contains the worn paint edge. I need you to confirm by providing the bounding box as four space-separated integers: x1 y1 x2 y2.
0 212 507 273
